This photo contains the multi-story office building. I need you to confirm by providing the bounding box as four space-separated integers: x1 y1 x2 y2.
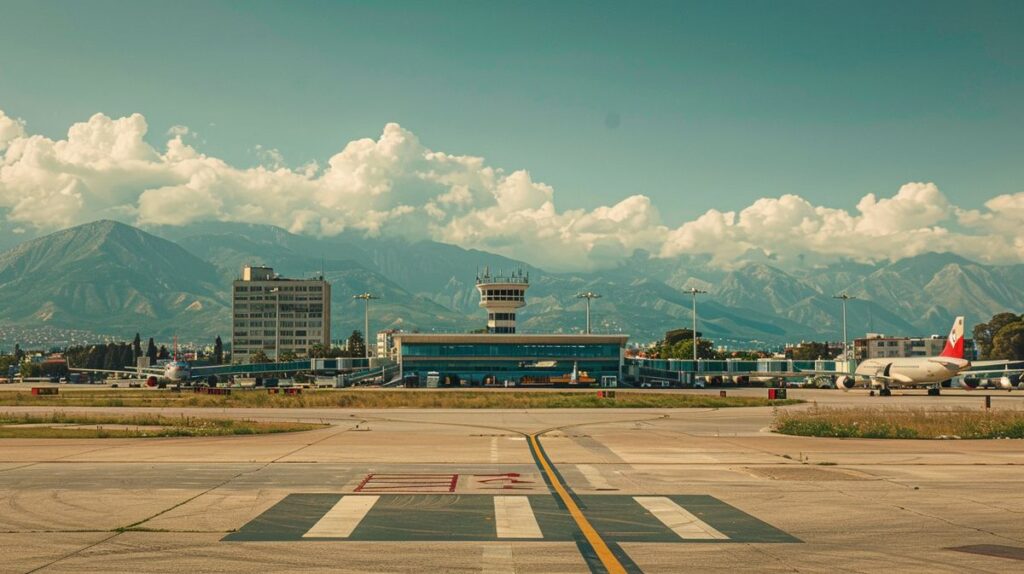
376 329 400 360
231 265 331 363
855 333 976 360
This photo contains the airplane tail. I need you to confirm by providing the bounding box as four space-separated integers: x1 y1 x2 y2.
939 316 965 359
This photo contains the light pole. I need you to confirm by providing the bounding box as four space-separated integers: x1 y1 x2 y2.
269 287 281 361
353 292 379 359
833 293 856 368
685 288 708 363
575 291 601 334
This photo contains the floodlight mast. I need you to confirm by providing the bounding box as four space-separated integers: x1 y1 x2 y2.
575 291 602 334
685 288 708 363
833 293 857 368
353 292 379 359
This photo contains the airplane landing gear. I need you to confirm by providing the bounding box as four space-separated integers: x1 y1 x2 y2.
927 387 941 396
879 388 892 397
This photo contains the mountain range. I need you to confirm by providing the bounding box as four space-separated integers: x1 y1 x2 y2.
1 219 1022 347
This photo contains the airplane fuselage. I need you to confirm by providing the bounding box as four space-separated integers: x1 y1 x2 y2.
854 357 969 387
163 361 191 382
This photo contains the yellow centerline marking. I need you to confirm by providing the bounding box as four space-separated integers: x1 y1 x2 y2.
529 433 626 574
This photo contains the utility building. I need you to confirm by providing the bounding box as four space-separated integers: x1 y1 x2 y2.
231 265 331 363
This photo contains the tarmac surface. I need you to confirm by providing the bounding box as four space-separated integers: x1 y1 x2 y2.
1 388 1023 573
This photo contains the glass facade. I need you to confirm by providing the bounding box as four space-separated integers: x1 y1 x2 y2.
399 340 624 386
402 343 622 358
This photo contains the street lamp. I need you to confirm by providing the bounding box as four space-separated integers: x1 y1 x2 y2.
685 287 708 363
833 293 856 367
575 291 601 334
353 292 379 359
269 287 281 361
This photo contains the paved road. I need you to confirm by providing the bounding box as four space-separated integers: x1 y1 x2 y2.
1 389 1023 573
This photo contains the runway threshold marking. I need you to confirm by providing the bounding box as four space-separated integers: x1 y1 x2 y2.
303 495 379 538
528 433 628 574
224 493 798 544
354 473 459 493
633 496 728 540
494 496 543 538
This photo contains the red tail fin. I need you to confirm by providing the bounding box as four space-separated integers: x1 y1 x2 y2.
940 317 965 359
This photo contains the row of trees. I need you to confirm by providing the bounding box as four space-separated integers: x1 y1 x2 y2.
974 313 1024 360
245 331 367 363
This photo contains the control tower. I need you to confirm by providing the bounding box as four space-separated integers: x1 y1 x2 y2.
476 267 529 334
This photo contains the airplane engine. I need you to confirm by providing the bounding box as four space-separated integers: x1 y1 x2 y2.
835 375 855 391
960 376 981 390
146 376 159 387
997 374 1021 390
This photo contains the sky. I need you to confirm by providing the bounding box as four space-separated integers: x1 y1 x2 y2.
1 0 1023 270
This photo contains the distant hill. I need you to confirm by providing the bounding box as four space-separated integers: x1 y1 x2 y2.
2 219 1023 346
0 220 228 339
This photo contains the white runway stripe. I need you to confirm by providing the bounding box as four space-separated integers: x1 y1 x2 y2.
493 496 543 538
303 495 379 538
634 496 729 540
490 437 500 463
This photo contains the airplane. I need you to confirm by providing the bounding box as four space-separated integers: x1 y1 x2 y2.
803 316 1024 396
68 338 200 387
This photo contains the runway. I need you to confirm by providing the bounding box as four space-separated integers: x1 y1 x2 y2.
1 389 1023 573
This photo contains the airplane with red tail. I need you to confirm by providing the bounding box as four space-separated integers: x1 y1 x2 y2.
803 316 1023 395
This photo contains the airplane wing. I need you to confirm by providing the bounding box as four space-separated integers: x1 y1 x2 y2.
971 359 1024 368
69 367 158 377
964 367 1024 376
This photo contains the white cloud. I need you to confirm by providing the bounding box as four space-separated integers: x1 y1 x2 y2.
0 106 1021 270
661 183 1021 266
0 110 27 151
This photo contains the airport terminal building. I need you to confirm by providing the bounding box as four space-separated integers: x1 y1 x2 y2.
394 333 627 386
394 269 627 386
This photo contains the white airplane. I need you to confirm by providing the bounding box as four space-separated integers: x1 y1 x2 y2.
70 358 193 386
806 316 1023 395
68 337 196 386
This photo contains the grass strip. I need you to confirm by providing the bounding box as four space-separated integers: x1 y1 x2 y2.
0 412 324 438
0 389 800 409
773 406 1024 439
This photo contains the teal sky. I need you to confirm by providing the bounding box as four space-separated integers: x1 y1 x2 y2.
1 0 1022 222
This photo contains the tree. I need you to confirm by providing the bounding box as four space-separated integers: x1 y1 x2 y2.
249 349 271 363
787 341 833 360
14 344 24 364
991 322 1024 361
146 338 158 364
214 336 224 365
279 350 298 362
662 338 720 360
346 330 366 358
157 345 170 360
308 343 329 358
21 362 42 378
132 333 143 362
40 361 68 378
973 313 1022 359
663 329 699 347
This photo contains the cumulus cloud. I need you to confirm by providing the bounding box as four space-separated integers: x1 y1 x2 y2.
0 106 1021 270
661 183 1022 266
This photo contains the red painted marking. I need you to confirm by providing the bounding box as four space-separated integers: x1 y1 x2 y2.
474 473 535 486
354 473 459 493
